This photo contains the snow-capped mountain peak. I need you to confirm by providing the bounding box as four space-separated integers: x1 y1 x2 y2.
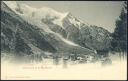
3 1 70 27
1 1 112 59
3 1 91 29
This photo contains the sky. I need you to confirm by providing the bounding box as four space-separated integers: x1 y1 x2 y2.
16 1 123 33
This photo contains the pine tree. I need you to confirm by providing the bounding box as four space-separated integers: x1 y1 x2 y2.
111 1 127 52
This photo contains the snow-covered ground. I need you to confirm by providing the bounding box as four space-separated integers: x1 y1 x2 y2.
1 57 127 80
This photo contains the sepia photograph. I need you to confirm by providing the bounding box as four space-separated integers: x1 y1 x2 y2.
1 0 127 80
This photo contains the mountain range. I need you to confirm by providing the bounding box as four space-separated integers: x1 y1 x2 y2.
1 1 112 61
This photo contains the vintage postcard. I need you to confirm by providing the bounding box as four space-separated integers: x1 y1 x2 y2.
1 1 127 80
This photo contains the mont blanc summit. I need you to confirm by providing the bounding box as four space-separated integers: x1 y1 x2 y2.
1 1 111 62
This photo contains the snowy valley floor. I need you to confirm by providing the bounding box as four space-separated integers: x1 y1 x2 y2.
1 58 127 80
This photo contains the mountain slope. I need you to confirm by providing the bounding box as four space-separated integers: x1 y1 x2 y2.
1 2 57 55
4 1 112 51
1 1 96 62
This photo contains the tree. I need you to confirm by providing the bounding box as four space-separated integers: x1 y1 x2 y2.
111 1 127 52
